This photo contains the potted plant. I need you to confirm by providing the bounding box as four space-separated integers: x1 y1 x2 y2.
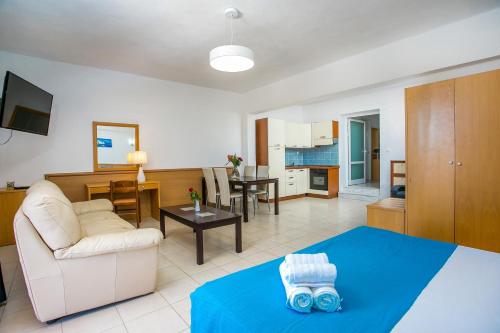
188 187 202 212
226 153 243 179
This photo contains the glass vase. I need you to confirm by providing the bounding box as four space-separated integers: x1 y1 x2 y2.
231 166 240 179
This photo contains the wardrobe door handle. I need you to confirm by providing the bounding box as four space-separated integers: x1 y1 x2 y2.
457 162 463 166
448 160 454 165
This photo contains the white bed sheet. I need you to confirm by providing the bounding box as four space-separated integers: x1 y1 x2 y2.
392 246 500 333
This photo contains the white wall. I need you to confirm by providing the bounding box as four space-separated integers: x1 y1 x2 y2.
243 8 500 113
0 51 244 186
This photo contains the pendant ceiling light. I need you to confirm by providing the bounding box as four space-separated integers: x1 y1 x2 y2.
210 8 254 72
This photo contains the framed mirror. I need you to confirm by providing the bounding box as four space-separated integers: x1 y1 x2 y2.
92 121 139 171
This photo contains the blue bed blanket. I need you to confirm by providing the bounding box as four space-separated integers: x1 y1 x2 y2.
191 227 456 333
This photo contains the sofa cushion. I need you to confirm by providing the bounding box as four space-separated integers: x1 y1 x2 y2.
22 189 81 251
27 180 72 206
78 211 135 238
72 199 114 216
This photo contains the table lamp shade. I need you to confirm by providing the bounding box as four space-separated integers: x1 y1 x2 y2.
128 151 148 165
128 151 147 183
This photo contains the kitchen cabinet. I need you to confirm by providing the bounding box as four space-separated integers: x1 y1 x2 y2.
285 122 300 148
285 122 311 148
268 146 286 198
296 168 308 194
312 121 338 146
285 168 309 196
268 118 285 147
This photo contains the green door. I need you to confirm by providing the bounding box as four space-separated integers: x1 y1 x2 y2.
349 119 366 185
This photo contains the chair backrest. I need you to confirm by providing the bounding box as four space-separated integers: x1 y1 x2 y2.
110 180 139 202
214 168 231 207
257 165 270 191
244 166 256 178
202 168 217 205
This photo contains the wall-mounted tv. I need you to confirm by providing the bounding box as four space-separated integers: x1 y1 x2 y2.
0 71 53 136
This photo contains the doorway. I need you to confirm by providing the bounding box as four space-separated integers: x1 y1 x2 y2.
347 113 380 189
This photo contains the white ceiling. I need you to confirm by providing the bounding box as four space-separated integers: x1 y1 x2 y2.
0 0 498 92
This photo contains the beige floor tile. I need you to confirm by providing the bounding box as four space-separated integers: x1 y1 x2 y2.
245 252 277 265
204 251 240 266
0 308 47 333
190 267 228 284
29 323 62 333
116 292 168 322
61 306 122 333
171 298 191 326
101 324 128 333
158 277 199 304
220 259 254 273
156 266 189 288
3 293 32 316
125 306 187 333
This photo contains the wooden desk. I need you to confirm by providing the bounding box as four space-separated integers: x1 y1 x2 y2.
0 188 27 246
367 198 405 234
86 181 160 220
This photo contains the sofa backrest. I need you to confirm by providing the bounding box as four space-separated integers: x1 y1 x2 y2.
22 180 81 251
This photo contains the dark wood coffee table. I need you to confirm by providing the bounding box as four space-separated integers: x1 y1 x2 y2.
159 205 242 265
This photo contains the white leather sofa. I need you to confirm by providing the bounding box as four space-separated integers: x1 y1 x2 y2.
14 180 163 322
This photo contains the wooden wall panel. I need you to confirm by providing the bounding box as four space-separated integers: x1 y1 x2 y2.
45 168 212 218
455 69 500 252
405 80 455 243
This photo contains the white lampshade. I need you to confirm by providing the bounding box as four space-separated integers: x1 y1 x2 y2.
128 151 148 165
209 45 254 72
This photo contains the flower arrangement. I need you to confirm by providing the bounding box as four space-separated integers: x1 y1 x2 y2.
226 153 243 168
188 187 201 202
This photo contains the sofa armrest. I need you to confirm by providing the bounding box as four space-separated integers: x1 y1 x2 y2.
72 199 113 215
54 228 163 259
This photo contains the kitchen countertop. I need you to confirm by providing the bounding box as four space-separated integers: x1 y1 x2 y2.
285 165 339 170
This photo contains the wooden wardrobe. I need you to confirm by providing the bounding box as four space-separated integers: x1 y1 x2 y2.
406 69 500 253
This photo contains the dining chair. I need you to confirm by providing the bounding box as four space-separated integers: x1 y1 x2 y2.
110 180 141 227
244 166 256 178
248 165 271 213
203 168 220 208
214 168 243 213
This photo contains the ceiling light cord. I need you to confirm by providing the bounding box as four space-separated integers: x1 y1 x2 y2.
229 13 234 45
0 129 13 145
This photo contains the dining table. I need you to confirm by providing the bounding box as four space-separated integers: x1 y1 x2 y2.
201 176 279 222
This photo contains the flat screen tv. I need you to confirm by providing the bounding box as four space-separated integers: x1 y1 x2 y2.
0 71 53 136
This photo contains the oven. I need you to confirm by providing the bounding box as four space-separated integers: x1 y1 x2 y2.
310 169 328 191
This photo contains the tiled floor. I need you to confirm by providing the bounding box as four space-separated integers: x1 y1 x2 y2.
0 197 367 333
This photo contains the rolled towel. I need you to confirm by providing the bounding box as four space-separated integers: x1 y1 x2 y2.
285 253 329 266
283 263 337 288
312 286 342 312
279 262 313 313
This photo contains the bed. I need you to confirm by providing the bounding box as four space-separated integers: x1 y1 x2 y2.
190 227 500 333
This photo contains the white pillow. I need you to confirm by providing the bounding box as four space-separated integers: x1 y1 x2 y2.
22 188 81 251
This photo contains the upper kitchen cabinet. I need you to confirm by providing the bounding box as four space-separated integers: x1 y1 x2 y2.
312 120 339 146
285 122 312 148
268 118 285 147
285 122 300 148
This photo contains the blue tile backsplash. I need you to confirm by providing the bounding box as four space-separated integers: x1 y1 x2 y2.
285 144 339 166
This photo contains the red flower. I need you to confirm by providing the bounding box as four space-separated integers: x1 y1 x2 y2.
238 157 243 161
188 187 193 192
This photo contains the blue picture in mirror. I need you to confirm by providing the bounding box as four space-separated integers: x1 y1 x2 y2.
97 138 112 148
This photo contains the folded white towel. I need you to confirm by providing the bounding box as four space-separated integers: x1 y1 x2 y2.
279 262 313 313
312 286 342 312
285 253 329 266
283 263 337 288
